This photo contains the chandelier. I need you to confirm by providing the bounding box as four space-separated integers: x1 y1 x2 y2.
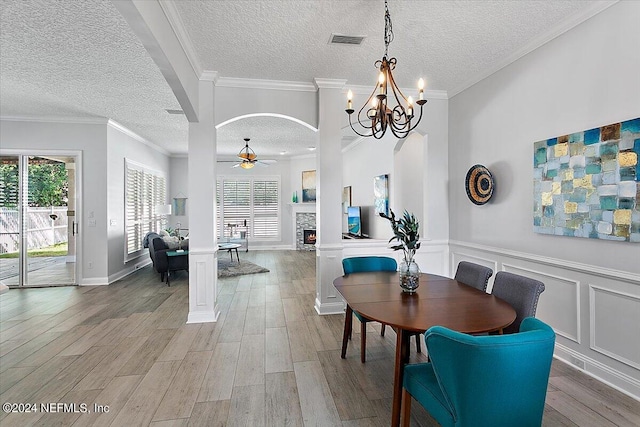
345 0 427 139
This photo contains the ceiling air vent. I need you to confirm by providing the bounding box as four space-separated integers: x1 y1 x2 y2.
165 109 184 115
329 33 366 45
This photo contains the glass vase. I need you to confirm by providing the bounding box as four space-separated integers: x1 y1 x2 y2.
399 259 420 293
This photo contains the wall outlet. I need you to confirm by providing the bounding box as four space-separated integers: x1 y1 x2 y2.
88 219 96 227
88 261 93 269
110 219 116 226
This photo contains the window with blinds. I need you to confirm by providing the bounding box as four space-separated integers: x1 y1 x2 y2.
125 159 166 259
217 177 280 240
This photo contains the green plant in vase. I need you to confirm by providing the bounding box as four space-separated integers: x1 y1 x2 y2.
380 209 421 293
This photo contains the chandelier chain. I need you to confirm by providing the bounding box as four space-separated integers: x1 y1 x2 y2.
384 0 394 58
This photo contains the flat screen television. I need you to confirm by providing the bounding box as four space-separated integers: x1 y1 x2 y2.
347 206 362 236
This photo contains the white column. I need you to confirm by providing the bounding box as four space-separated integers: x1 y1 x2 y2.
314 78 346 315
187 74 220 323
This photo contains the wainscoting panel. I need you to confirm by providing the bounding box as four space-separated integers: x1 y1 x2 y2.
502 263 580 344
341 239 449 278
590 284 640 370
449 240 640 400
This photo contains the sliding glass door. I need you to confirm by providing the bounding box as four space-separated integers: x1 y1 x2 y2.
0 154 77 287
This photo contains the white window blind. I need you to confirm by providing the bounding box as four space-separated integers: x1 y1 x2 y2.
125 159 166 259
217 177 280 240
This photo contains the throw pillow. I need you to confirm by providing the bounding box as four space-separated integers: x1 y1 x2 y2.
162 235 180 250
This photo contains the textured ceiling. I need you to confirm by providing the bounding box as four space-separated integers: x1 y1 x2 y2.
0 0 612 155
217 116 317 159
174 0 602 90
0 0 186 152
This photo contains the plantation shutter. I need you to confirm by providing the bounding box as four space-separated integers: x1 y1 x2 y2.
218 176 279 240
216 180 221 238
125 159 166 259
222 180 251 235
253 180 278 238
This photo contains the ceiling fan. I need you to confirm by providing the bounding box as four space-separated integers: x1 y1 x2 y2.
221 138 277 169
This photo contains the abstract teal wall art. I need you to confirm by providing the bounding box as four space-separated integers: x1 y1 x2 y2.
533 117 640 242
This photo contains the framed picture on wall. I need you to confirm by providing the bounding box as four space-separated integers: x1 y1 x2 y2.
342 186 352 214
302 170 316 202
374 174 389 216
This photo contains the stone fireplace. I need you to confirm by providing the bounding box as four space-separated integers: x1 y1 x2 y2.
296 212 316 250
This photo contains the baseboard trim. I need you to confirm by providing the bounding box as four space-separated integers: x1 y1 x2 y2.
187 308 220 324
555 342 640 401
314 298 345 315
79 277 109 286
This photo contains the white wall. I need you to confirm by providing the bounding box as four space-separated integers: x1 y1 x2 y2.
0 119 173 284
343 133 396 239
0 119 108 283
106 124 170 279
168 157 296 249
215 86 318 129
449 1 640 399
341 96 450 274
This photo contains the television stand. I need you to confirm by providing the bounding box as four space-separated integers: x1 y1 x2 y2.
342 233 370 240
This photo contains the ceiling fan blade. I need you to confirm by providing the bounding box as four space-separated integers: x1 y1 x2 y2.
255 159 277 167
232 163 241 168
260 159 277 164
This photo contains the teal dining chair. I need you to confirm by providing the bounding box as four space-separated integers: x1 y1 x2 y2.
401 317 555 427
341 256 421 362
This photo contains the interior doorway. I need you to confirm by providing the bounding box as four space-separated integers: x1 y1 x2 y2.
0 154 79 287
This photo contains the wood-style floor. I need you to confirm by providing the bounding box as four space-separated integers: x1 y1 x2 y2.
1 250 638 426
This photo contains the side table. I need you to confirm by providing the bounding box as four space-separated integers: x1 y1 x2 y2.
166 249 189 286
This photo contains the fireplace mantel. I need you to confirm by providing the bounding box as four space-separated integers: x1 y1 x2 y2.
288 202 316 214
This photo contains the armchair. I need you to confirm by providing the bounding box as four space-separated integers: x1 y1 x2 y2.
402 317 555 427
149 236 188 284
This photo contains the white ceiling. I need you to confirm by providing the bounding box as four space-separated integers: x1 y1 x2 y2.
0 0 615 156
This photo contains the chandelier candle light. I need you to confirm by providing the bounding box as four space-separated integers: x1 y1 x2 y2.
346 0 427 139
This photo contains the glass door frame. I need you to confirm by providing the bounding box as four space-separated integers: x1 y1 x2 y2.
0 149 83 287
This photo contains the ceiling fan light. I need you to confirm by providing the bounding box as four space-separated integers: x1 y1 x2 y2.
238 138 257 161
240 161 254 169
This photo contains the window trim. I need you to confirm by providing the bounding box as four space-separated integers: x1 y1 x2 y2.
124 158 166 262
217 175 281 241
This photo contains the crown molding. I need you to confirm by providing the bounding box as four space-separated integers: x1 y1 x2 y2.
342 135 367 154
216 77 317 92
313 78 348 90
0 115 108 125
200 70 219 83
449 0 619 97
107 120 170 156
158 0 203 79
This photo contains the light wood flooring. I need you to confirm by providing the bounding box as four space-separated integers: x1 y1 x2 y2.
0 250 638 426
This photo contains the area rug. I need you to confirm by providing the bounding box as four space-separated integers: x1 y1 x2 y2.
218 259 269 278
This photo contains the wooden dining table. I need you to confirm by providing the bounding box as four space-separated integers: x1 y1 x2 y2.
333 271 516 427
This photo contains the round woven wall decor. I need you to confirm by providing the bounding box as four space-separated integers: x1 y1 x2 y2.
465 165 494 205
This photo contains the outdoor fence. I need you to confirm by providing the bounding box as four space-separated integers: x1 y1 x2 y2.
0 207 68 255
